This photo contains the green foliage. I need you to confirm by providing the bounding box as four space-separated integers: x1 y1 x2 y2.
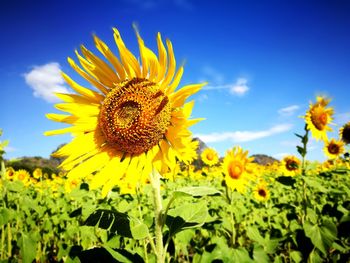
0 163 349 262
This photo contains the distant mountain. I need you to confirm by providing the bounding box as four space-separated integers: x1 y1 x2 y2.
251 154 279 165
5 156 61 175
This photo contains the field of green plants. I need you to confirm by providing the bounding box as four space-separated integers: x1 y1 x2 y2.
1 136 349 262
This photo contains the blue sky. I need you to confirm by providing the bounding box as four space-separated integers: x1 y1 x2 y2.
1 0 349 161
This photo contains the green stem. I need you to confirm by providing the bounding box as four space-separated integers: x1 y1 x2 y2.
1 225 4 259
7 223 11 258
228 189 236 247
136 185 150 263
149 169 165 263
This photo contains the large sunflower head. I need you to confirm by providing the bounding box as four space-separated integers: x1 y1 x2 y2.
201 148 219 166
323 138 345 159
45 26 205 196
339 121 350 145
304 96 334 141
222 146 254 193
281 155 301 176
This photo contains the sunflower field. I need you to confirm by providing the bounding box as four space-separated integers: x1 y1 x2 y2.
1 27 350 263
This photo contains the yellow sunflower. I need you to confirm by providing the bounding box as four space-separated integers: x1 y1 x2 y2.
15 169 30 185
304 96 334 141
222 146 254 193
339 122 350 145
5 167 16 181
253 182 270 202
281 155 301 176
323 138 345 159
45 26 205 196
201 148 219 166
32 168 43 179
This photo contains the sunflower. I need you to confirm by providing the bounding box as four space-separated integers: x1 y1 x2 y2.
323 138 345 159
281 155 301 176
5 167 16 181
45 27 205 196
201 148 219 166
339 122 350 145
304 96 334 141
222 147 254 193
253 182 270 202
33 168 43 179
15 169 30 185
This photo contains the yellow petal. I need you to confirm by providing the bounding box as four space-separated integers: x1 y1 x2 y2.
160 39 176 90
170 83 205 108
113 27 141 78
93 34 126 80
68 57 109 94
46 113 78 124
55 103 100 117
61 72 104 103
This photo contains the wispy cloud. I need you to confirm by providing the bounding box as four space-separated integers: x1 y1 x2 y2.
203 77 250 97
230 78 249 96
195 123 292 143
202 66 225 84
23 62 69 103
278 105 300 116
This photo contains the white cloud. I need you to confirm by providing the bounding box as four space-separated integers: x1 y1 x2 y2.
278 105 300 116
23 62 69 103
196 123 292 143
203 77 250 97
230 78 249 96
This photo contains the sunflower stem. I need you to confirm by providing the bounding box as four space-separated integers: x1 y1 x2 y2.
149 169 165 263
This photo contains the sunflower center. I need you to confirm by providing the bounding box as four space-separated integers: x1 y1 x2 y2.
286 160 298 171
312 110 328 130
228 161 243 179
206 152 214 161
258 189 267 197
342 125 350 144
99 78 171 155
328 143 340 154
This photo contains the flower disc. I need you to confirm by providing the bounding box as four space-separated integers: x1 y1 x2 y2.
99 78 171 154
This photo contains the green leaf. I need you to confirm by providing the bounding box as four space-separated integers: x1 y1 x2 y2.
173 186 221 198
290 251 303 263
18 233 37 263
275 176 296 187
253 246 269 263
296 146 306 157
103 246 133 263
308 249 323 263
303 177 328 193
0 208 10 226
166 201 208 236
6 180 24 192
130 219 149 240
294 133 303 140
246 226 265 246
306 208 318 224
303 220 337 255
84 209 132 238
